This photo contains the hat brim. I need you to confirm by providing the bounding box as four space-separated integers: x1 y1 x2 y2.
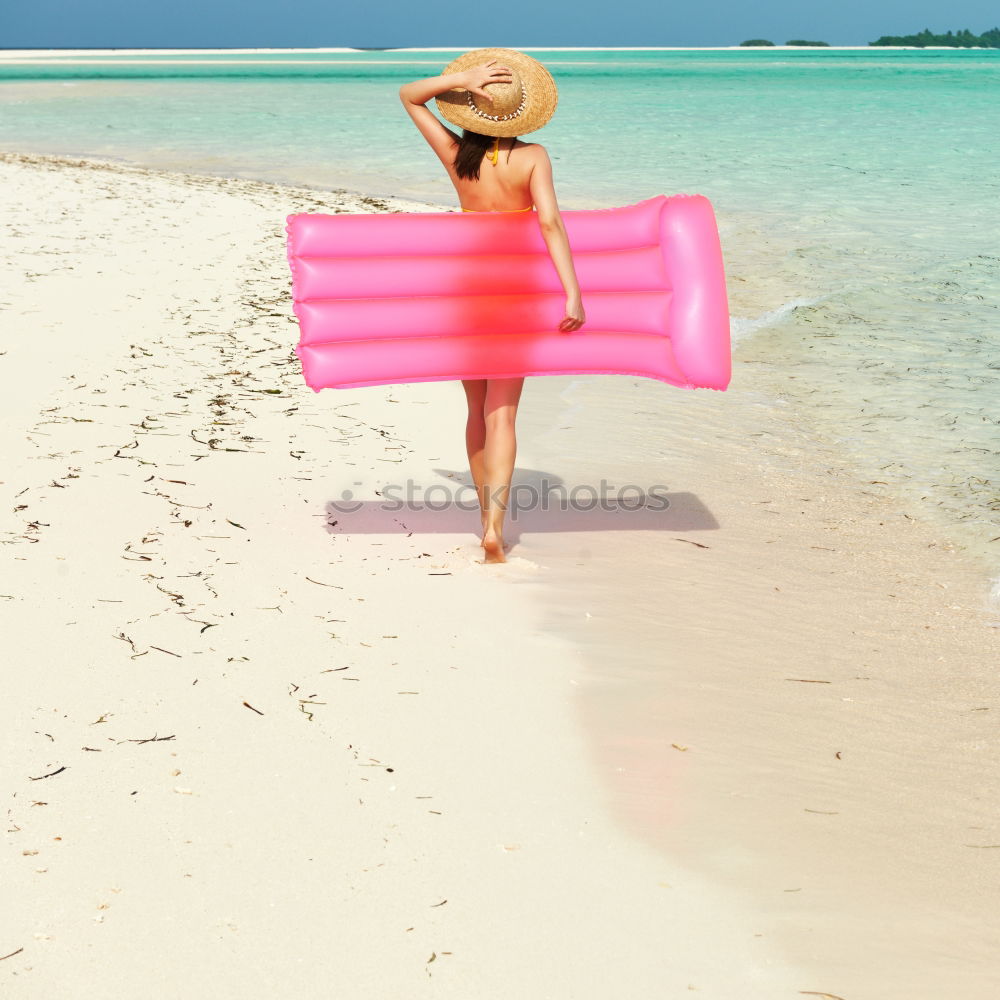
435 48 558 138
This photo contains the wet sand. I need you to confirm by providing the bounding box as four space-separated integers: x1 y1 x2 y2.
512 369 1000 997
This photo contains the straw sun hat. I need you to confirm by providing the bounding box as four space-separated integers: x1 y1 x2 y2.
435 48 558 138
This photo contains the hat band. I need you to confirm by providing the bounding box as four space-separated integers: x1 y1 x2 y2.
467 85 527 123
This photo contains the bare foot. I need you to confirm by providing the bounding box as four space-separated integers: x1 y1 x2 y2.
481 527 506 564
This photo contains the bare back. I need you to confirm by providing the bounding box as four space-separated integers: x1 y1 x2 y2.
447 139 541 213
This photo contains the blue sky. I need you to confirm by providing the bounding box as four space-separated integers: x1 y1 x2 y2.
3 0 998 48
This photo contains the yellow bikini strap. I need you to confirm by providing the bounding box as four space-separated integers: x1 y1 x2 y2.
489 136 499 166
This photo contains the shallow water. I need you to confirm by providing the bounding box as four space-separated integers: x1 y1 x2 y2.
1 47 998 583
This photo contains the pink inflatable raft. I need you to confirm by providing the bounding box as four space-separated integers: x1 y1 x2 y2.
286 194 730 391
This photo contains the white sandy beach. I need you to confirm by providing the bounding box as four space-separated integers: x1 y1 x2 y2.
1 151 998 998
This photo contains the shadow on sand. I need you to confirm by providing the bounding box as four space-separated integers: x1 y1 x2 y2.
322 466 718 544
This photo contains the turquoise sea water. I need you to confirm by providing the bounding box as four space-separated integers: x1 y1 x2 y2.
1 49 998 588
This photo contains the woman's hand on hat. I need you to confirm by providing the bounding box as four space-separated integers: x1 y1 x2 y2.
460 61 514 104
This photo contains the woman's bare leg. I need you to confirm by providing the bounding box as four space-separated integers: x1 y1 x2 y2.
481 377 524 563
461 379 488 530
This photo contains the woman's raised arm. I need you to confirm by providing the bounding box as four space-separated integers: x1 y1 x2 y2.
399 62 513 167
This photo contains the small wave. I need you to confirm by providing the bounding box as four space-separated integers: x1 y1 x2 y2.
730 296 825 344
989 575 1000 611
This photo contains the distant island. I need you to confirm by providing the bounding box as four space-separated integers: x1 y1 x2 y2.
870 26 1000 47
739 39 830 47
738 27 1000 48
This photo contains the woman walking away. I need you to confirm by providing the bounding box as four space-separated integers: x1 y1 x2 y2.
399 48 585 564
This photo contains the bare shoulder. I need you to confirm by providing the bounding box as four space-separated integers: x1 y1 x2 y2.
516 140 549 159
515 141 551 176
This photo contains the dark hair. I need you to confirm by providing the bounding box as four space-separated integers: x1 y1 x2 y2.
454 129 496 181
